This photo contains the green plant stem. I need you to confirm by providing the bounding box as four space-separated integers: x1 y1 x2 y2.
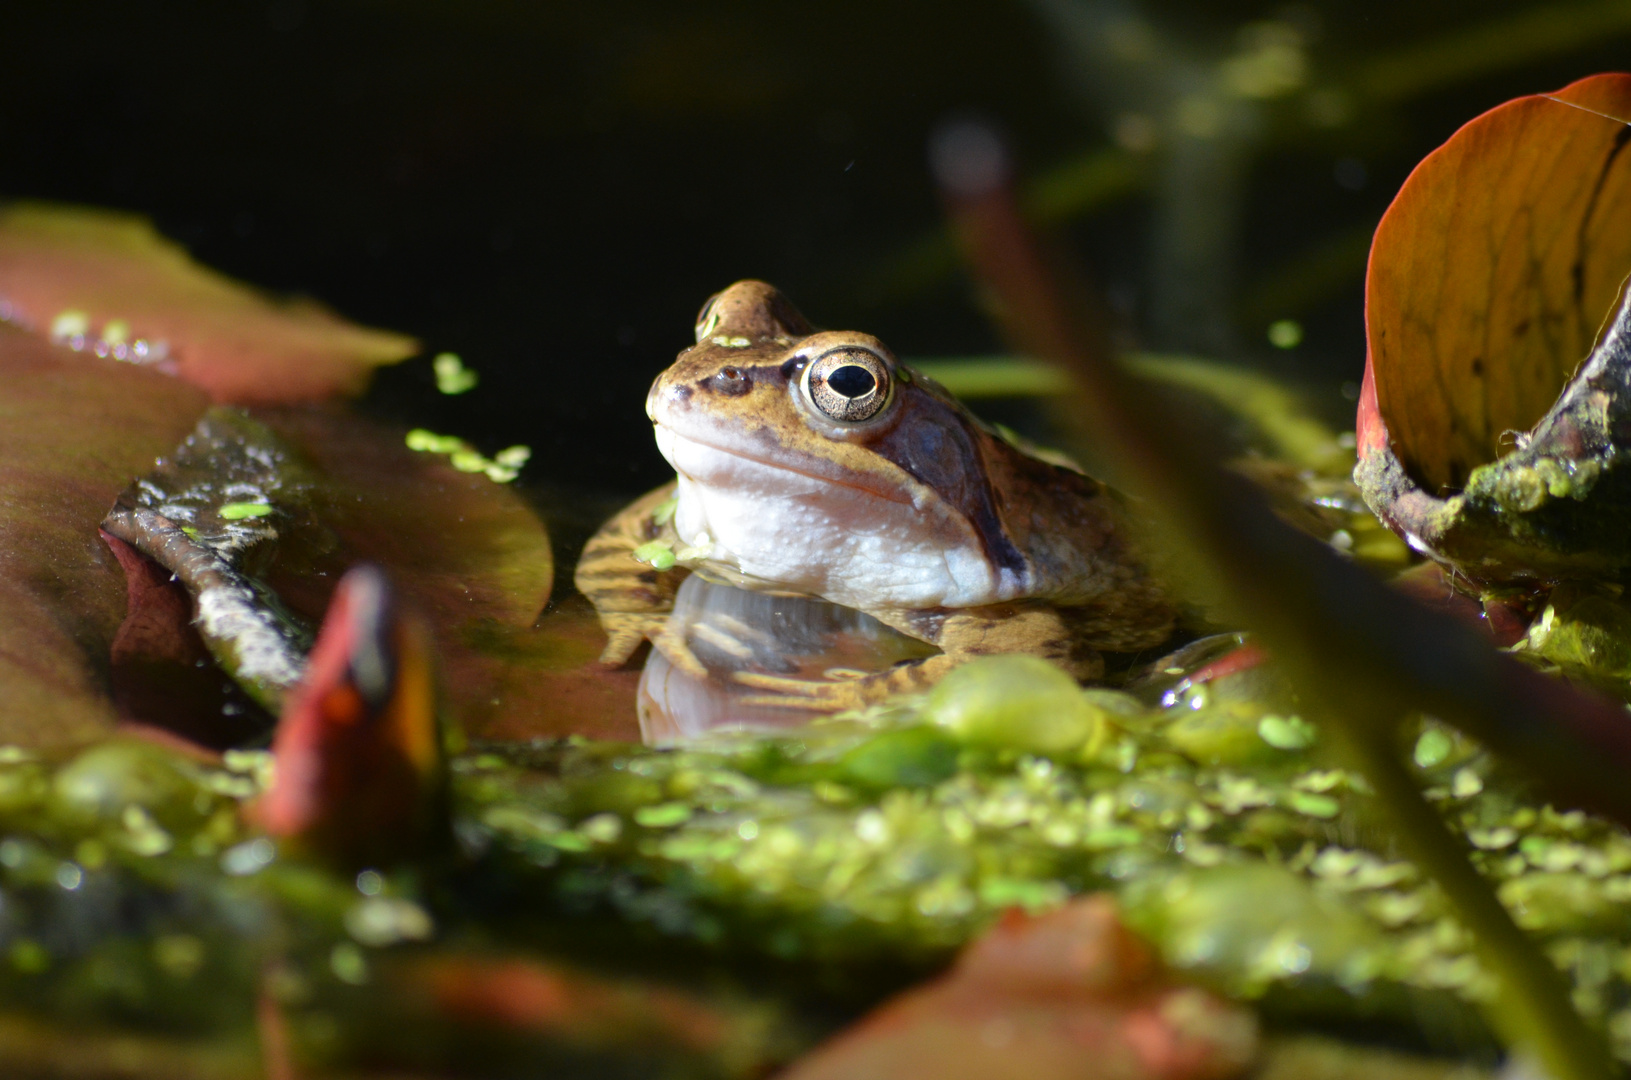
1357 0 1631 104
1333 725 1615 1080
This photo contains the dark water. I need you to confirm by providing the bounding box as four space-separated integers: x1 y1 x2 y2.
2 1 1626 502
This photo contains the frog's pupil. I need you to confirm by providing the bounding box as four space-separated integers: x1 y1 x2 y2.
828 365 876 398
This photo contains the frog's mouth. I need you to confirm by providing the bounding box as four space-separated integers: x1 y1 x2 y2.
653 425 914 507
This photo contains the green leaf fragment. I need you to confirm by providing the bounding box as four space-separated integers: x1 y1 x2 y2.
404 429 528 483
1414 727 1454 768
432 352 479 395
977 877 1068 912
492 445 531 469
405 428 468 455
923 655 1104 754
632 541 677 571
1258 714 1317 750
546 832 590 853
217 501 273 520
450 450 488 473
1286 791 1341 818
633 802 693 828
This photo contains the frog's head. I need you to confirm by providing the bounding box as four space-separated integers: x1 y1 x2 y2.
645 281 1041 609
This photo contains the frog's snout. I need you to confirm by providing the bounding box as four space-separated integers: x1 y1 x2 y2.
646 374 693 425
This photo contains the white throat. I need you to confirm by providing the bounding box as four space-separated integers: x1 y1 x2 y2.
656 427 1015 610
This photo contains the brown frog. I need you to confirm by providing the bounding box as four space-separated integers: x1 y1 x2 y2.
574 281 1175 710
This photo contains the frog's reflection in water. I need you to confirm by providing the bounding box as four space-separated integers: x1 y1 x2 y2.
638 574 937 745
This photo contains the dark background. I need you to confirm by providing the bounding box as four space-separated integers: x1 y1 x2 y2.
2 1 1626 496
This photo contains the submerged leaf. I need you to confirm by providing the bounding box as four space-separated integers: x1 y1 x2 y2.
251 408 585 740
0 203 418 404
780 896 1258 1080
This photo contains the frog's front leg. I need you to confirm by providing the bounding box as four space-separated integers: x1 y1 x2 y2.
573 481 692 666
731 603 1101 712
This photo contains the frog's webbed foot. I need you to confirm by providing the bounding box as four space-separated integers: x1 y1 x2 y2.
731 655 958 713
651 620 709 679
597 613 670 667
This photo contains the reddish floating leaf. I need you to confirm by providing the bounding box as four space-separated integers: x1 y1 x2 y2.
0 326 208 747
102 530 271 749
0 203 418 404
253 408 639 742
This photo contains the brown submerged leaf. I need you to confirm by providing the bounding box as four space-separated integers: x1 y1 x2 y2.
780 895 1257 1080
0 203 418 404
1363 73 1631 494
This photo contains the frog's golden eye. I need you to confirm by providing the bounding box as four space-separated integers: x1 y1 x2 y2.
804 347 892 423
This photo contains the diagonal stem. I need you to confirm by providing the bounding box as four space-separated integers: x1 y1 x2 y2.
1334 725 1616 1080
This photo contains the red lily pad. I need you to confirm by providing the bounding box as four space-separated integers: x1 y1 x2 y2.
255 408 639 742
101 404 638 745
0 201 631 752
0 326 209 747
0 203 418 404
1357 74 1631 588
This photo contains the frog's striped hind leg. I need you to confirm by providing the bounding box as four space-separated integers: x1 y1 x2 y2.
572 480 689 666
730 604 1104 712
731 654 961 713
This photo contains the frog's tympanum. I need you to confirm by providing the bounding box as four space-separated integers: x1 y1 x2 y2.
575 281 1175 710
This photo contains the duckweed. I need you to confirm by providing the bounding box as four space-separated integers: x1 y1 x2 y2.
447 657 1631 1056
432 351 479 394
9 648 1631 1063
405 427 531 482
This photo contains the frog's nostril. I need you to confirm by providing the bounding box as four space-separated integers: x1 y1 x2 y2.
705 367 752 397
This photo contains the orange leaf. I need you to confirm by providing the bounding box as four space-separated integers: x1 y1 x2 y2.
0 203 418 404
1366 73 1631 493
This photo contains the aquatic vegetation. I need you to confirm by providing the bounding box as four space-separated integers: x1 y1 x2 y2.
405 426 531 483
460 660 1631 1063
8 643 1631 1072
432 352 479 395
